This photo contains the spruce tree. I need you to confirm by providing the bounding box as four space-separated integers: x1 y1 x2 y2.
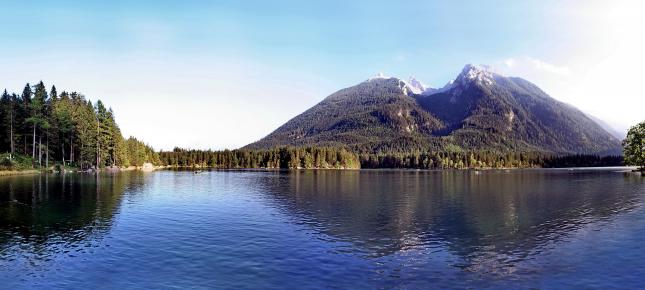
0 90 9 153
19 83 32 155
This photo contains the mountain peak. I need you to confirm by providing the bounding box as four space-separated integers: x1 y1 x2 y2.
364 74 428 96
421 64 497 96
406 77 427 94
367 72 388 81
457 64 495 86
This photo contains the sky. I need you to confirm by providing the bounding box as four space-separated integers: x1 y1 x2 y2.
1 0 643 150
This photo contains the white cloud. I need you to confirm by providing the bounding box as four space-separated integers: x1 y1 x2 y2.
503 58 515 68
499 57 571 77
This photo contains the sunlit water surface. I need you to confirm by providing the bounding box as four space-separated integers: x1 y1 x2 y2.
1 169 644 289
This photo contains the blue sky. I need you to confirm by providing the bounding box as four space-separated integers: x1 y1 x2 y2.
1 0 643 149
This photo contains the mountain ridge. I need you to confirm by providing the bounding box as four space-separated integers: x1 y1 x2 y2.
245 64 621 155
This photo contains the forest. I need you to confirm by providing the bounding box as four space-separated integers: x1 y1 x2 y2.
159 147 361 169
0 82 159 170
159 147 623 170
361 151 623 169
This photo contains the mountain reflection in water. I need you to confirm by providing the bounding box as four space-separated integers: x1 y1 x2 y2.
255 169 643 272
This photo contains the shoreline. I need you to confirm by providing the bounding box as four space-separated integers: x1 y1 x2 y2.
161 165 639 171
0 169 41 177
0 164 166 176
1 166 640 176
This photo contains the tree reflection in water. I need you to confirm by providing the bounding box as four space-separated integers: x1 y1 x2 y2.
0 172 146 265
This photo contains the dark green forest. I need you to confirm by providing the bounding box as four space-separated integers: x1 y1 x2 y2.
0 82 159 170
159 147 361 169
159 147 622 169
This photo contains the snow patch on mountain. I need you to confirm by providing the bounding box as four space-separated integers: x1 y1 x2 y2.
406 77 427 94
422 80 453 96
366 74 436 96
458 64 495 86
420 64 496 97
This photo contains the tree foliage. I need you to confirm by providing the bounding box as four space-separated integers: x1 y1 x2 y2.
623 121 645 171
0 82 159 169
160 147 360 169
159 147 621 170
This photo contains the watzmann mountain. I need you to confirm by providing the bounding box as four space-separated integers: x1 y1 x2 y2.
246 65 621 155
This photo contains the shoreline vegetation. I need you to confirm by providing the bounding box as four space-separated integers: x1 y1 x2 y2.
0 82 160 174
0 148 629 176
0 163 168 176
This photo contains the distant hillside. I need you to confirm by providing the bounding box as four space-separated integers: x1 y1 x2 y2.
245 65 622 155
586 114 625 140
246 77 445 152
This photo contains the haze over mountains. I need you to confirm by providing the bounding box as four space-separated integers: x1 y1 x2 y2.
246 65 621 155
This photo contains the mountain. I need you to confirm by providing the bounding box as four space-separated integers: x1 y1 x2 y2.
246 76 445 151
245 65 622 155
586 114 625 140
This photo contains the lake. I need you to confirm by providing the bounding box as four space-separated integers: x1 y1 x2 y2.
1 169 644 289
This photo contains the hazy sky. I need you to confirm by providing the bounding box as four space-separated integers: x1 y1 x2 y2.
1 0 643 150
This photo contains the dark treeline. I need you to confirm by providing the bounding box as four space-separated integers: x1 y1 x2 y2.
159 147 623 170
0 82 159 170
359 151 545 169
159 147 361 169
361 151 624 169
542 155 623 168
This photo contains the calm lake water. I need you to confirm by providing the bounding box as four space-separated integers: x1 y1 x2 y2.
1 169 644 289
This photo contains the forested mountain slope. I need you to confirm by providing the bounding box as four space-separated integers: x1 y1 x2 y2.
246 65 622 155
246 77 445 152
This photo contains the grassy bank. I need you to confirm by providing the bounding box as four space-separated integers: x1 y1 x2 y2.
0 154 37 176
0 153 71 176
0 169 41 176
